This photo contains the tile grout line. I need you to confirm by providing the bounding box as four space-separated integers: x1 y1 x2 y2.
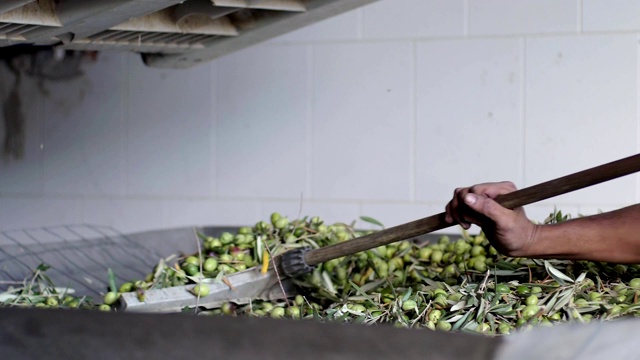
410 39 417 202
637 34 640 203
214 59 221 201
121 55 129 224
124 54 131 200
577 0 583 33
211 61 218 201
521 36 527 188
268 30 640 47
38 71 45 198
357 8 364 39
463 0 470 37
306 44 315 199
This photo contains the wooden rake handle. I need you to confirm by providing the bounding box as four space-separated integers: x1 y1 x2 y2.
303 153 640 267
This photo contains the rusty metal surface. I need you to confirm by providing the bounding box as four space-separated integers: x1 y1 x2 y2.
0 307 500 360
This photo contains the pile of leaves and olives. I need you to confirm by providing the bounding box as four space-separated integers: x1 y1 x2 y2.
4 210 640 336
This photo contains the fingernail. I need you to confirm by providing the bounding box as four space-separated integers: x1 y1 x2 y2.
464 194 477 205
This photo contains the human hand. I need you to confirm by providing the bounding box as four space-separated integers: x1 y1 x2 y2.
444 181 539 257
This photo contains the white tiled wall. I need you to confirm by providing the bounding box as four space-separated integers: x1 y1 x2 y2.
1 0 640 235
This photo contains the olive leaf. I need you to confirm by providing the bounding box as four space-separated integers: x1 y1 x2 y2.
544 260 574 285
450 300 467 312
359 216 385 229
107 268 117 293
452 307 475 331
348 281 377 308
576 272 587 284
446 314 464 323
321 271 337 295
36 263 51 272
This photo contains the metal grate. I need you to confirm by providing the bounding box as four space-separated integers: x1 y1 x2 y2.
64 30 219 54
0 0 377 68
0 225 199 297
0 22 53 41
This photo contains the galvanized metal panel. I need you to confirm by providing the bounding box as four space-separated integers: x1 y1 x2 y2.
0 0 34 15
0 307 501 360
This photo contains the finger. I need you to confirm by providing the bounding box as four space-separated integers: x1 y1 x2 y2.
445 201 453 223
451 188 470 227
468 181 518 199
463 193 512 224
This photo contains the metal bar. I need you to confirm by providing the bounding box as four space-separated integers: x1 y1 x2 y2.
4 23 32 36
0 23 26 34
142 32 175 43
87 30 115 41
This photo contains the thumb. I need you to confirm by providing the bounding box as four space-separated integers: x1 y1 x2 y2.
464 193 511 223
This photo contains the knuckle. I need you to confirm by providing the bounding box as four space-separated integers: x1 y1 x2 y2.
501 181 517 190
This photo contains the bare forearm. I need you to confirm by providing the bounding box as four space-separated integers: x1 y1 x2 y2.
522 204 640 263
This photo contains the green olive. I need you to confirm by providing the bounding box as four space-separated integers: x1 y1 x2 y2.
630 278 640 289
270 307 285 319
473 259 487 272
428 309 442 323
419 247 433 260
525 295 538 306
119 282 134 293
203 258 218 272
498 323 511 334
436 320 452 331
103 292 119 305
431 250 444 264
183 264 199 276
495 284 510 294
220 232 234 244
516 286 530 295
402 300 417 311
609 305 623 315
286 306 301 318
46 297 59 307
221 302 236 315
184 256 200 266
219 254 233 262
274 218 289 230
470 245 486 257
238 226 252 235
522 305 540 319
574 298 589 307
191 284 210 297
270 212 281 224
98 304 111 312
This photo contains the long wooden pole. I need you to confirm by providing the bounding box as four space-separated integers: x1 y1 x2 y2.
303 153 640 267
